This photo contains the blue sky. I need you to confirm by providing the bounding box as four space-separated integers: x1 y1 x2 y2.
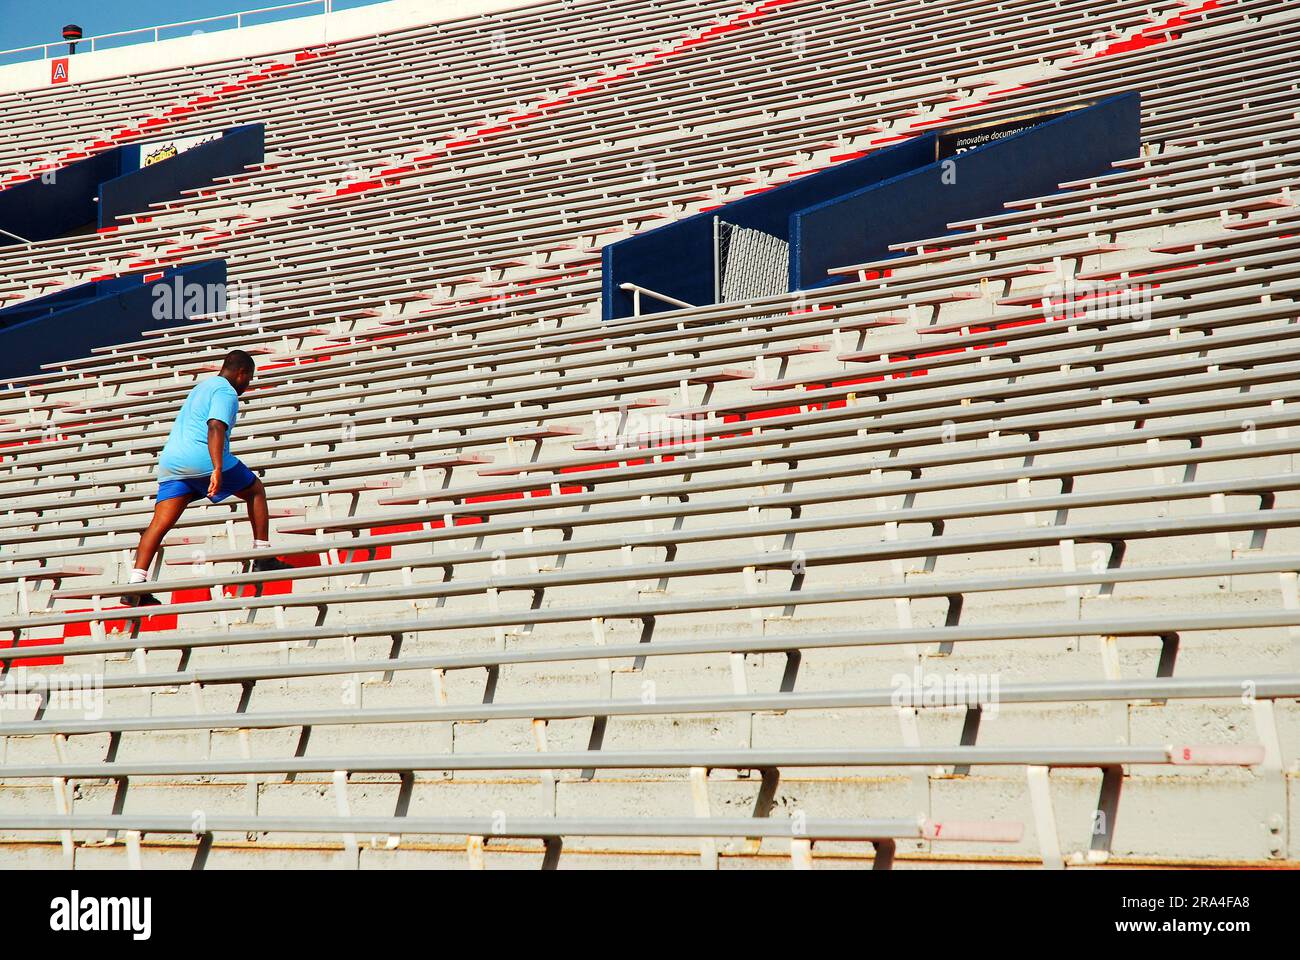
0 0 380 54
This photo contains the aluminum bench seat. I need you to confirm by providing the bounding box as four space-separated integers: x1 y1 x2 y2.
0 814 1011 870
27 504 1300 635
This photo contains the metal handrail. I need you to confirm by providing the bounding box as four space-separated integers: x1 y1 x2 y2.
0 0 384 65
1 675 1297 738
617 281 694 316
0 813 1009 843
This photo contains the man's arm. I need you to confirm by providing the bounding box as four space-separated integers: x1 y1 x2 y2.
207 419 228 498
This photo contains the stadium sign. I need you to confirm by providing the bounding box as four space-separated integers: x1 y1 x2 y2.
936 101 1099 158
140 130 223 167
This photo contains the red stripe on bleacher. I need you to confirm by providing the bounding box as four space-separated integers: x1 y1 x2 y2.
1091 0 1220 57
50 606 182 667
466 485 584 506
7 637 65 668
277 0 810 227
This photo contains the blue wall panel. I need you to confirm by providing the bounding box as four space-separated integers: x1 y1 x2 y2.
601 214 716 321
0 124 264 247
99 124 264 228
0 150 129 246
0 260 227 380
602 135 936 321
791 93 1141 287
603 93 1139 317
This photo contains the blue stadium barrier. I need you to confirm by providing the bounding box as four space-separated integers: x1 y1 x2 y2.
0 151 132 246
0 260 228 380
98 124 265 229
0 124 264 246
601 136 933 320
791 93 1141 287
602 93 1139 318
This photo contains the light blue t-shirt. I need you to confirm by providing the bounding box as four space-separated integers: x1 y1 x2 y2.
158 376 241 481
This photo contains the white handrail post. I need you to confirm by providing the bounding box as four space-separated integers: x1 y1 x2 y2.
712 216 721 305
618 282 695 312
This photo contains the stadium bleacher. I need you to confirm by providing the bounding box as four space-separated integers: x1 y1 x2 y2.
0 0 1297 869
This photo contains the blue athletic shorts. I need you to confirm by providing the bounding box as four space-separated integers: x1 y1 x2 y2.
157 461 257 504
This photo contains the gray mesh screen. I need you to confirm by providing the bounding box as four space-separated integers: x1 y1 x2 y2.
717 219 789 303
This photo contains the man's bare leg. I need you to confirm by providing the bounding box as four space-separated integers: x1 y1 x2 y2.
235 477 292 573
235 476 270 542
132 495 194 574
125 494 194 606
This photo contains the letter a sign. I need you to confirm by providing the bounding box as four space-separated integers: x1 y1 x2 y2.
51 58 70 84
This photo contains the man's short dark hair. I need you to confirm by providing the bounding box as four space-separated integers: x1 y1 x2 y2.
221 349 256 376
